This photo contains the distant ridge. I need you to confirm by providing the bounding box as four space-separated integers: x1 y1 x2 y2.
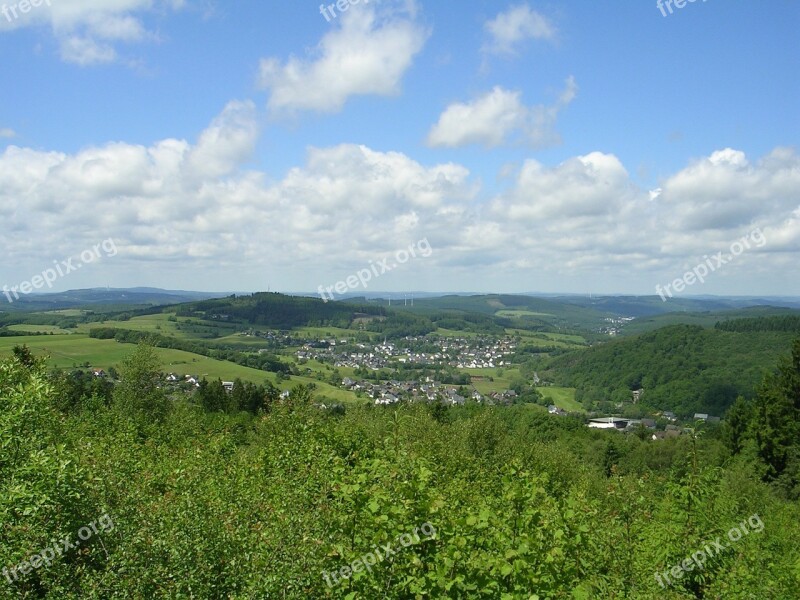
0 287 232 311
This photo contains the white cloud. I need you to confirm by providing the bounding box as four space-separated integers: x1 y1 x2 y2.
0 103 475 282
483 3 556 56
427 87 526 148
258 0 428 115
186 100 259 181
427 78 577 148
0 0 184 66
0 98 796 294
657 146 800 232
59 35 118 65
0 128 16 139
475 148 800 281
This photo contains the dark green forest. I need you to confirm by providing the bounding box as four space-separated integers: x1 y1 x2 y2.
545 323 798 416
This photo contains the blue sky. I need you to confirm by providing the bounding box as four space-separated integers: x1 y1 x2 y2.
1 0 798 298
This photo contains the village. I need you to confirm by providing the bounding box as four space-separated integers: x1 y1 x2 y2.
295 334 518 371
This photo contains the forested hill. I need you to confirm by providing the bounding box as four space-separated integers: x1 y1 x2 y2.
152 293 508 336
715 314 800 333
546 323 799 417
174 292 386 329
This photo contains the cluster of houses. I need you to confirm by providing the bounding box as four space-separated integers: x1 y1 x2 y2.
163 373 237 393
341 376 519 406
599 316 636 337
296 335 517 371
239 329 295 345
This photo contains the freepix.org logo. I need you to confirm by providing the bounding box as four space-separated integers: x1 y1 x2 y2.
654 514 764 588
1 0 51 24
2 239 118 304
655 228 765 301
318 238 432 302
657 0 708 18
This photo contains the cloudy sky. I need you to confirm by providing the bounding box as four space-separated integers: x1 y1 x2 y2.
1 0 798 297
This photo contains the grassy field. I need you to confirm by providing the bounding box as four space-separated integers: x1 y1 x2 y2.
0 335 141 367
7 324 73 334
538 332 588 344
0 334 359 402
496 310 554 318
434 328 483 338
507 329 587 349
77 313 240 340
297 358 359 379
467 367 522 395
539 386 584 412
293 326 362 340
212 333 278 346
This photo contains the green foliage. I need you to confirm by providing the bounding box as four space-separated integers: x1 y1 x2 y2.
716 314 800 333
722 395 753 455
2 342 799 598
112 342 170 426
751 339 800 492
50 369 114 413
0 354 96 597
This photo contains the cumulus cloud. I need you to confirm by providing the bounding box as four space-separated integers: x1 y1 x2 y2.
185 100 259 181
0 0 183 65
483 3 556 56
427 78 577 148
657 147 800 233
258 0 428 115
0 98 796 294
479 147 800 281
0 102 475 284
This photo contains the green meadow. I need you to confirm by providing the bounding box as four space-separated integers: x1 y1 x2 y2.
0 334 357 401
539 386 584 412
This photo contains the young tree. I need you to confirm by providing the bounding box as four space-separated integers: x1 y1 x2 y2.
12 344 37 369
113 342 170 424
196 378 228 413
752 339 800 483
722 395 752 455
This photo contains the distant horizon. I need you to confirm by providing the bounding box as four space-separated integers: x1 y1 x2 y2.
8 286 800 302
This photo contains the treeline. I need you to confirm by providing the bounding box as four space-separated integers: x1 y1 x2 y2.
178 292 385 329
429 311 507 334
89 327 291 374
0 328 49 337
546 324 798 416
723 338 800 495
21 342 282 417
194 377 282 414
364 310 508 339
364 312 436 338
716 314 800 333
